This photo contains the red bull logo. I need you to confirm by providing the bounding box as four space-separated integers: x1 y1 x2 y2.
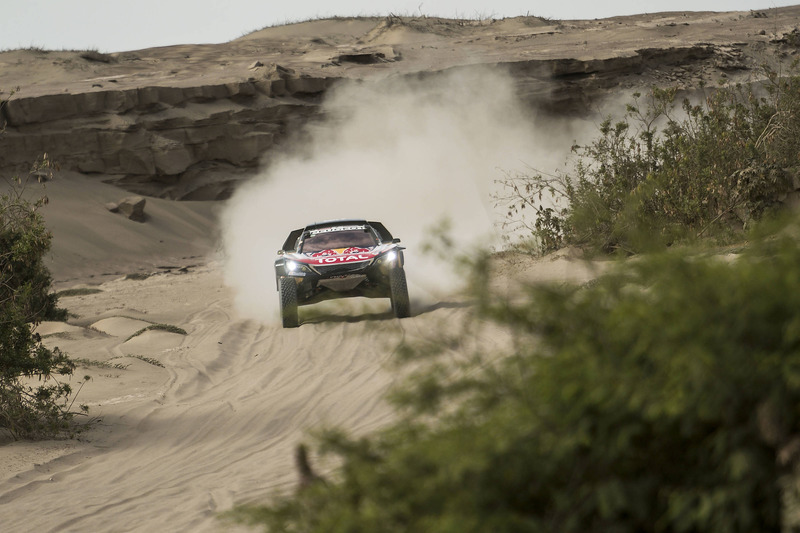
307 247 373 264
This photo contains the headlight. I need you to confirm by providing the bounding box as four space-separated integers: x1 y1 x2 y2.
376 251 397 266
285 260 310 273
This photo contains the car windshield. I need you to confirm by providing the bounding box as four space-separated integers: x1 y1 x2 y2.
300 228 377 253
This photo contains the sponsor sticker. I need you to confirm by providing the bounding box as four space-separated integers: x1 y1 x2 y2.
311 253 373 265
344 247 370 254
309 225 366 235
311 249 338 257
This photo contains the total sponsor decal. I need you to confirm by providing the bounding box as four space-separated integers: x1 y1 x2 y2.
297 247 378 265
292 245 394 266
306 252 376 265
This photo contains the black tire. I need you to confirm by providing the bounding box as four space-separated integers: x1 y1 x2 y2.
279 277 299 328
389 267 410 319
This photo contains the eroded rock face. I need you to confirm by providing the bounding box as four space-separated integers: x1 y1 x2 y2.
1 10 797 200
0 78 335 199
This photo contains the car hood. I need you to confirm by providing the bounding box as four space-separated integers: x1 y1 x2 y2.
286 243 398 265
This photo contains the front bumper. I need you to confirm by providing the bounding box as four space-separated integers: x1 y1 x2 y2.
275 250 404 305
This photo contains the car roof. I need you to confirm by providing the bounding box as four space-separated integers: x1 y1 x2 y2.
304 219 368 232
281 219 394 251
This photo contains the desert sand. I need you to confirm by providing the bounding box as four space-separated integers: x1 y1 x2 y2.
0 175 597 532
1 8 798 532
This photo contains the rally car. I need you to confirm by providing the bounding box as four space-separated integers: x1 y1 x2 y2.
275 219 410 328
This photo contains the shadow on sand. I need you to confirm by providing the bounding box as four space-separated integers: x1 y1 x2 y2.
298 300 470 326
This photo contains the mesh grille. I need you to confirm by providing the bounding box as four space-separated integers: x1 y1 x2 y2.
313 262 371 276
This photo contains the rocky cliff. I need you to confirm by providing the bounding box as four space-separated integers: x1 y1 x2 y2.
1 75 333 199
1 9 798 200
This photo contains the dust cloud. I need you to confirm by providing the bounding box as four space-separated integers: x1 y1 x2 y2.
221 67 583 321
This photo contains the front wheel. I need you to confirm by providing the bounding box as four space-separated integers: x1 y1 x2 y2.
279 277 299 328
389 267 410 319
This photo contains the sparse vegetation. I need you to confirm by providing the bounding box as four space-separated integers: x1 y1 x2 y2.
79 49 115 63
55 287 103 298
125 323 187 341
240 11 510 40
73 358 129 370
496 68 800 255
127 355 164 368
0 139 85 439
41 331 74 340
229 214 800 532
21 45 48 54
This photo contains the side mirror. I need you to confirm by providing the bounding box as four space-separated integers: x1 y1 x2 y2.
391 238 401 243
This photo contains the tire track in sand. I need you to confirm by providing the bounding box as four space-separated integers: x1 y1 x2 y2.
0 265 437 532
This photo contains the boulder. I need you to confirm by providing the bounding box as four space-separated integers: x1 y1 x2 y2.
111 196 147 222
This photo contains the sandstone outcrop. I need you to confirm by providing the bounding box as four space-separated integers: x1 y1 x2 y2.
1 9 798 200
106 195 147 222
0 77 335 199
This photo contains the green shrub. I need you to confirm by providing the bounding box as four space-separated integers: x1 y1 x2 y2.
228 215 800 532
497 70 800 255
0 123 83 438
